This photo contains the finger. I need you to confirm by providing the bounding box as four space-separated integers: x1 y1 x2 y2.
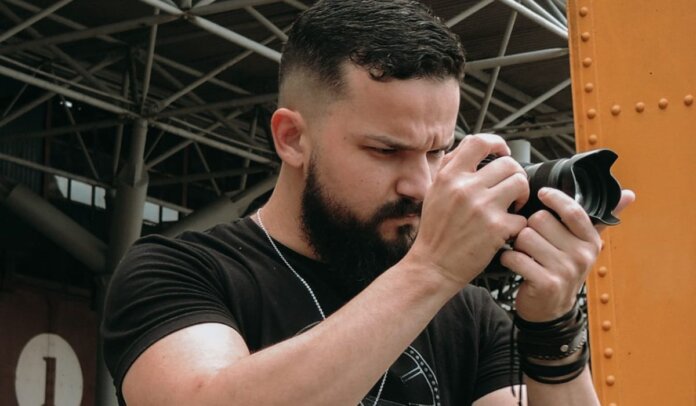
537 187 597 242
505 213 529 241
595 189 636 233
488 170 530 212
440 133 510 173
500 248 545 281
513 225 564 270
526 209 578 253
475 156 525 187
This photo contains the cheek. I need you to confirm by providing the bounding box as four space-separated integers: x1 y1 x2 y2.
319 153 392 217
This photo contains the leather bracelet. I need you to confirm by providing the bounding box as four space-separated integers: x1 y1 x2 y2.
515 301 588 359
513 300 590 383
520 342 590 384
514 301 580 331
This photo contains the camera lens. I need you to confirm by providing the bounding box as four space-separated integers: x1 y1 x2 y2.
480 149 622 225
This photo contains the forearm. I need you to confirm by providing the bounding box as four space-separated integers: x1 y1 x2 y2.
524 360 600 405
201 260 461 406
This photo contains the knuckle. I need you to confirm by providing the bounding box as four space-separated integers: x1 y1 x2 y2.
528 210 551 228
568 246 595 270
566 204 588 223
465 134 487 149
513 172 529 190
516 227 535 243
537 276 562 295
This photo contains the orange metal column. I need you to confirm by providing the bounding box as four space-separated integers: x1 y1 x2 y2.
568 0 695 404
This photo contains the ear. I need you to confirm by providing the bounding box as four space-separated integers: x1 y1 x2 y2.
271 107 308 168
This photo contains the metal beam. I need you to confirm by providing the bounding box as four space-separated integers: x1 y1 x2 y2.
0 118 126 142
138 0 282 63
5 0 120 44
146 139 193 169
192 0 278 14
162 174 277 237
0 2 117 95
466 70 556 113
154 93 278 118
282 0 309 10
0 63 134 116
521 0 565 29
544 0 567 26
149 61 257 145
150 166 268 186
0 13 181 55
0 53 124 127
244 6 288 42
1 71 34 118
0 52 126 103
192 142 221 195
0 178 107 272
0 63 271 164
460 91 500 127
497 125 575 139
4 0 251 96
0 0 74 43
465 48 569 72
474 9 517 133
57 94 101 180
152 22 289 112
151 52 249 95
149 120 276 165
461 82 518 113
140 9 160 113
493 78 571 128
446 0 495 28
496 0 568 39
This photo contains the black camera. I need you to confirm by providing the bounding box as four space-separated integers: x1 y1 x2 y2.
479 148 623 225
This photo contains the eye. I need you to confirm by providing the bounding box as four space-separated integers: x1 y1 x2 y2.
371 147 398 155
427 148 447 158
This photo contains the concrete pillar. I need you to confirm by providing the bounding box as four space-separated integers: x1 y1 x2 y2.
0 178 106 272
95 118 149 406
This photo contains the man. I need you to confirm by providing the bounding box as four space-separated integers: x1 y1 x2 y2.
102 1 635 405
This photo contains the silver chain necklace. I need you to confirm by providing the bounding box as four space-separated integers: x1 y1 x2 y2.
256 208 388 406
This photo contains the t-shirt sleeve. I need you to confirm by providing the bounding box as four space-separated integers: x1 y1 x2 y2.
472 288 521 401
100 234 241 400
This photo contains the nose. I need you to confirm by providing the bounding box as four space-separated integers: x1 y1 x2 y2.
395 154 434 202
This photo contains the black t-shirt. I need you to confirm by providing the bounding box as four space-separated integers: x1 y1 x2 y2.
102 217 520 405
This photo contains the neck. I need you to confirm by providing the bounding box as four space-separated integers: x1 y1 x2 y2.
254 167 318 260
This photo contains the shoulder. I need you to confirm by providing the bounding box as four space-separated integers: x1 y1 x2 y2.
116 217 262 276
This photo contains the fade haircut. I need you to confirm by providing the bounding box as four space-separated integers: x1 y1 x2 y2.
279 0 465 100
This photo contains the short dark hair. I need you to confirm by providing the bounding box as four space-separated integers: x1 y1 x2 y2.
279 0 465 94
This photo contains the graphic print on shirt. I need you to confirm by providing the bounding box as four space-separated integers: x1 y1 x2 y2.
360 345 441 406
296 323 440 406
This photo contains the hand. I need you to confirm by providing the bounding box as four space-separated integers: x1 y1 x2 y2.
405 134 529 287
502 188 636 322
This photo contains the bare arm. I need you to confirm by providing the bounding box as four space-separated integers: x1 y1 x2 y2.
123 259 460 405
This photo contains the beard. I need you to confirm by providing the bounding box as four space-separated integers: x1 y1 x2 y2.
300 157 422 296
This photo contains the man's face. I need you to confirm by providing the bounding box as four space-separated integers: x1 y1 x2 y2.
298 64 460 291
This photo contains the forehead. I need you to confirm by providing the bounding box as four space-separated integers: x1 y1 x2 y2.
325 65 461 148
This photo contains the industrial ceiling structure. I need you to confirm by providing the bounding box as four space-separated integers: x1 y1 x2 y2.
0 0 577 402
0 0 576 303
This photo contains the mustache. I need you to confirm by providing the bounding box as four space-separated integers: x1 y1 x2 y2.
371 198 423 222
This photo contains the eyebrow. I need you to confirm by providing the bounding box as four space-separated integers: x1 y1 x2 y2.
365 133 455 151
